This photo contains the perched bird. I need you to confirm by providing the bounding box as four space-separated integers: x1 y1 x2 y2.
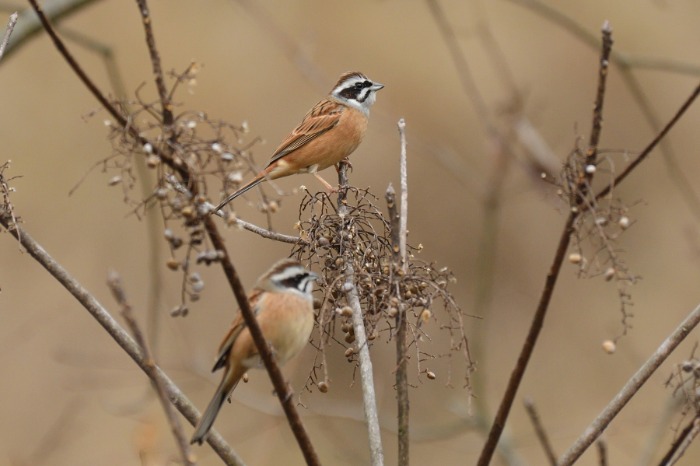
215 71 384 210
190 259 318 445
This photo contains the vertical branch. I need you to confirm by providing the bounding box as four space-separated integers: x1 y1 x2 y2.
338 163 385 466
106 271 195 466
477 22 614 465
134 0 173 126
580 21 613 196
393 119 410 465
386 184 408 465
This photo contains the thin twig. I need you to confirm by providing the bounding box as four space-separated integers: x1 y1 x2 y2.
0 11 18 61
657 415 700 466
558 303 700 465
134 0 173 126
478 22 614 466
594 82 700 203
596 439 608 466
0 0 96 62
523 398 557 466
0 218 244 466
338 163 385 466
582 21 612 187
165 174 303 244
106 271 195 466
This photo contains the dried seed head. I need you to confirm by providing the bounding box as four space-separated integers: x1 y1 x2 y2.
602 340 616 354
619 216 630 229
166 258 180 271
604 267 615 281
568 253 583 264
344 347 354 358
317 381 329 393
420 309 432 323
426 371 436 380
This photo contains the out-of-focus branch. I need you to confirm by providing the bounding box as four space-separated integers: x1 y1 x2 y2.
0 0 100 62
338 162 385 466
107 271 195 466
558 302 700 465
523 398 557 466
0 11 18 61
0 218 245 466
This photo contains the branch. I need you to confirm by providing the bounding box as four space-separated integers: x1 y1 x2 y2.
106 271 195 466
392 119 410 466
478 21 614 466
0 11 18 61
0 0 97 62
594 81 700 203
0 218 244 466
165 174 303 244
338 163 385 466
26 0 186 179
657 415 700 466
523 398 557 466
134 0 173 126
558 302 700 465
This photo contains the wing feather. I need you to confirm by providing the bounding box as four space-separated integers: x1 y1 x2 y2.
266 100 344 167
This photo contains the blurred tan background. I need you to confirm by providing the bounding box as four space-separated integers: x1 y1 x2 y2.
1 0 700 464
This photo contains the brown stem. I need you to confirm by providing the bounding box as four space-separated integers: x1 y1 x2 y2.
594 81 700 203
134 0 173 126
388 184 409 466
523 398 557 466
478 22 615 466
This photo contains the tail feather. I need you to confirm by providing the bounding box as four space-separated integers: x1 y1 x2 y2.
190 375 239 445
214 175 265 212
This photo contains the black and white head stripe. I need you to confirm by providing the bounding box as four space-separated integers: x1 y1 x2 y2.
331 72 384 113
265 259 318 296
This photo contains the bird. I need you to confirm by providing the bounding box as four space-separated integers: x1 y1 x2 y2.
190 258 318 445
215 71 384 211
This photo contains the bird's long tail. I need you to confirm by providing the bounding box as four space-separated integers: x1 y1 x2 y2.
190 371 239 445
213 174 266 212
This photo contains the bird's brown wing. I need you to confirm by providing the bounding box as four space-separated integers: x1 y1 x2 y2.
211 288 264 372
265 99 345 167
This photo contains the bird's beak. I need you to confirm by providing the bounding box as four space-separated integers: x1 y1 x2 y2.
371 82 385 91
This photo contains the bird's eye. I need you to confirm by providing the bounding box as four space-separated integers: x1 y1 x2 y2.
354 82 363 90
